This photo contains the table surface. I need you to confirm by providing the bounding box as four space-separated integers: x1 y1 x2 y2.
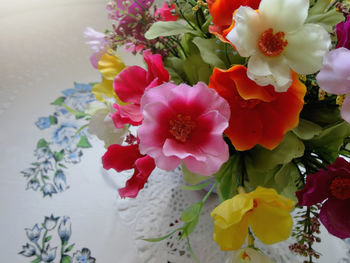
1 0 350 262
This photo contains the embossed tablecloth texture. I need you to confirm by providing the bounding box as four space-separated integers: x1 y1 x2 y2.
1 0 350 262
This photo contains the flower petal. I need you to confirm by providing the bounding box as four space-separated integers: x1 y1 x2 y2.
226 7 263 57
319 198 350 239
284 24 331 75
259 0 308 32
341 96 350 124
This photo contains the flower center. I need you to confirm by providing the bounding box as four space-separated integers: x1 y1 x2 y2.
238 250 251 262
330 177 350 200
258 28 288 57
169 114 196 143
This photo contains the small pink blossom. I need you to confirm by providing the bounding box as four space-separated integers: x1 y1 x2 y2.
155 3 178 21
138 82 230 176
316 48 350 123
111 50 169 128
84 27 108 68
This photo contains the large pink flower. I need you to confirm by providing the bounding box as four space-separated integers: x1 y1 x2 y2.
316 48 350 123
296 157 350 239
138 82 230 176
102 143 155 198
111 50 169 128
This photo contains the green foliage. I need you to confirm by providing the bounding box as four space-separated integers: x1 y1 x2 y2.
64 244 75 253
51 96 66 106
145 21 196 39
77 136 91 148
37 138 49 149
183 53 212 84
182 163 210 185
31 258 41 263
60 255 72 263
307 0 344 31
292 118 322 140
49 115 58 125
192 37 226 68
250 132 305 170
53 151 64 162
181 202 202 223
214 156 239 201
63 105 87 119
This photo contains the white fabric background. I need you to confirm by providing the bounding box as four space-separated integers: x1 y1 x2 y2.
1 0 349 262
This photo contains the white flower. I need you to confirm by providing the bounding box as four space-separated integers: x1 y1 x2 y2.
226 248 274 263
87 102 128 147
41 244 57 262
226 0 331 92
58 216 72 243
19 243 36 257
43 214 60 230
25 224 42 242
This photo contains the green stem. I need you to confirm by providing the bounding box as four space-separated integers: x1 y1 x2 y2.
225 43 232 66
41 229 48 250
187 237 199 263
201 181 218 204
115 7 138 20
34 241 42 254
175 0 197 31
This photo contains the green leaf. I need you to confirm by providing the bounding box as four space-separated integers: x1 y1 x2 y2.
63 104 87 119
143 228 182 242
145 21 195 39
301 104 341 126
182 163 209 185
183 217 199 237
306 0 344 31
59 163 68 169
292 118 322 140
49 115 58 125
181 180 212 191
250 132 305 170
45 236 52 242
53 150 64 162
183 54 212 85
77 136 92 148
60 255 72 263
192 37 226 68
181 202 202 223
64 243 75 253
37 138 49 148
51 96 66 106
31 258 41 263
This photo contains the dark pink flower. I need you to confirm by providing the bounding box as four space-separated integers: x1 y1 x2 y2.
138 82 230 176
296 157 350 239
336 16 350 49
155 3 178 21
111 50 169 128
102 143 155 198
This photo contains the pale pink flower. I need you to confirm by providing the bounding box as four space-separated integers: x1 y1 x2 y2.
138 82 230 176
316 48 350 123
84 27 108 68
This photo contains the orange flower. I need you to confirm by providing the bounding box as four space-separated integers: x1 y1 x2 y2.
207 0 260 41
209 65 306 151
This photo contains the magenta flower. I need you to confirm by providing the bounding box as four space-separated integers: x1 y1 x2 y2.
316 48 350 123
336 16 350 49
111 50 169 128
138 82 231 176
155 3 178 21
296 157 350 239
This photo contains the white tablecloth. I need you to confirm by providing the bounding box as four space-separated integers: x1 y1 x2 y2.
1 0 350 262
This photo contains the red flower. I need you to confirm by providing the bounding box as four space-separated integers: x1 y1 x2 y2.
111 50 169 128
102 143 155 198
296 157 350 239
208 0 260 41
209 65 306 151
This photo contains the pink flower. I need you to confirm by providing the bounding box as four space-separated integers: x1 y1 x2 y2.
155 3 178 21
316 48 350 123
296 157 350 239
102 143 155 198
111 50 169 128
138 82 231 176
336 16 350 49
84 27 108 68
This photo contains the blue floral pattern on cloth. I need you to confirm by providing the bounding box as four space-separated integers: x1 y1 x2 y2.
19 215 96 263
21 83 95 197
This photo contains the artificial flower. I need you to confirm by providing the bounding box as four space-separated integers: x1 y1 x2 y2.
208 0 260 41
226 247 274 263
84 27 108 68
87 101 128 147
102 143 155 198
296 157 350 239
138 82 230 176
336 16 350 49
155 3 178 21
211 187 294 251
111 50 169 128
58 217 72 243
92 52 126 102
225 0 331 91
209 65 305 151
316 47 350 123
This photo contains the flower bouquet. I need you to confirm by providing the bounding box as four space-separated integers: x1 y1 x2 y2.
82 0 350 261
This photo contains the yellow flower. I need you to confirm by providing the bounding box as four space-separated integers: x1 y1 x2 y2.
211 187 294 251
226 247 274 263
92 51 126 103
